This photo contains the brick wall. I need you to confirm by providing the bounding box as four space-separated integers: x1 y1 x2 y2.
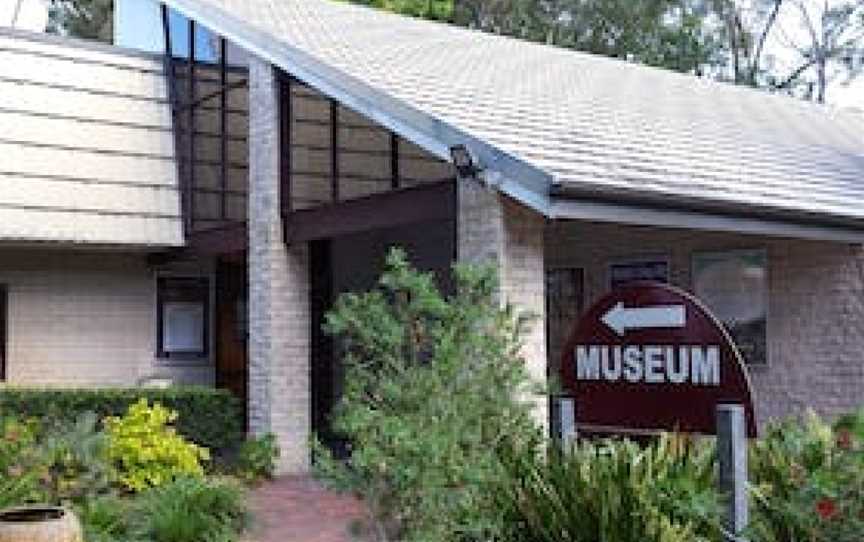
247 57 311 474
547 220 864 426
457 181 548 431
0 249 214 386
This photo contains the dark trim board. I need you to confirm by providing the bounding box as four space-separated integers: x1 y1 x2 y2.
0 285 7 382
284 180 455 244
188 222 248 254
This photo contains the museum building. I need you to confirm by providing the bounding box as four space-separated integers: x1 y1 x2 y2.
0 0 862 473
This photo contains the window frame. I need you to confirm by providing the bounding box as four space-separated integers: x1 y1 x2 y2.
155 275 212 362
691 248 769 367
607 255 671 290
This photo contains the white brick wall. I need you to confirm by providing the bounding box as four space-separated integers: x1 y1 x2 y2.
247 57 311 474
547 220 864 427
0 249 214 386
457 181 548 431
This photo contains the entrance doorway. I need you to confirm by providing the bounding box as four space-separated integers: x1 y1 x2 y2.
215 259 248 424
0 285 6 382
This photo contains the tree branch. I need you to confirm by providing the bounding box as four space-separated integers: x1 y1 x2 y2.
750 0 785 78
773 58 816 89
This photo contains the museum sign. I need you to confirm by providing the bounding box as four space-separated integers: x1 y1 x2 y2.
561 282 757 437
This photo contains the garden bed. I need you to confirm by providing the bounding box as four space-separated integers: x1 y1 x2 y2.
0 394 278 542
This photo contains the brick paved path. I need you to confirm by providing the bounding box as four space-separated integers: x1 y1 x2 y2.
244 476 366 542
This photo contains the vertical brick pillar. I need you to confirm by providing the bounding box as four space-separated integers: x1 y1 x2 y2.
457 180 548 433
247 58 311 474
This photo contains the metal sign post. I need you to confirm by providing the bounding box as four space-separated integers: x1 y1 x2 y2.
717 404 748 541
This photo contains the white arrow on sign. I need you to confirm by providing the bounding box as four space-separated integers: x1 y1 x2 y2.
601 302 686 336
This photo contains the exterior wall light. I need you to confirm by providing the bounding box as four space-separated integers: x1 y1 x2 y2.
450 144 481 181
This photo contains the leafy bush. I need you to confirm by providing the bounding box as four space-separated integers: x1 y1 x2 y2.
40 412 114 502
235 433 280 484
494 434 723 542
0 416 49 506
105 399 209 492
75 495 132 542
314 248 543 542
0 386 243 454
749 408 864 542
130 477 248 542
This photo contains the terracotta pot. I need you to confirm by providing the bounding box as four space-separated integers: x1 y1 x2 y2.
0 506 83 542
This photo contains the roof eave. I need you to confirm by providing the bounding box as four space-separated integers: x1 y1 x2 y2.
549 192 864 243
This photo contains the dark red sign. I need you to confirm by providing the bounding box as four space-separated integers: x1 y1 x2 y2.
561 282 757 437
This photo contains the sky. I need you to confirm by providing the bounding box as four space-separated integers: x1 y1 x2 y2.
0 0 862 110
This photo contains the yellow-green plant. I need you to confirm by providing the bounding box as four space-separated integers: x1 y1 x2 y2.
105 399 209 492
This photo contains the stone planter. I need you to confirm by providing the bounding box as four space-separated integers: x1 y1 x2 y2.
0 506 83 542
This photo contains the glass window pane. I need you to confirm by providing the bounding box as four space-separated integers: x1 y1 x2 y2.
692 250 767 365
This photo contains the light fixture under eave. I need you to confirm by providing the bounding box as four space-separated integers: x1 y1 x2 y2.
450 144 481 180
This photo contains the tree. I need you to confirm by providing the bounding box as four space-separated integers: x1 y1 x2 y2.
713 0 864 101
452 0 728 75
768 0 864 102
313 248 542 542
351 0 455 21
46 0 113 43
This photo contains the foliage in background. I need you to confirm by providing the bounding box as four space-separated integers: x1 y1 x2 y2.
105 399 209 492
749 407 864 542
494 433 723 542
0 386 244 455
314 248 543 542
347 0 454 21
46 0 113 43
130 477 248 542
234 433 280 485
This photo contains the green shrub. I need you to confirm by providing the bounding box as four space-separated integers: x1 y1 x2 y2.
314 248 543 542
235 433 280 484
0 416 49 506
130 477 248 542
40 412 114 503
75 495 132 542
494 434 723 542
105 399 209 492
749 408 864 542
0 386 243 454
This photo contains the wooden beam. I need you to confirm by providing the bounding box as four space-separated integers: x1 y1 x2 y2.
390 132 400 189
285 180 455 244
219 36 227 221
280 75 292 215
186 19 196 235
330 100 339 203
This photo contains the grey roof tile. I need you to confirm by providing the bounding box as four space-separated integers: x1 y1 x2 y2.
165 0 864 226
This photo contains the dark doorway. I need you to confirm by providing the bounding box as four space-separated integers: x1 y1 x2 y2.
310 239 343 455
546 268 584 440
0 285 6 382
215 258 248 425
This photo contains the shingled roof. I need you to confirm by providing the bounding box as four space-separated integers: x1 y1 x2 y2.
164 0 864 241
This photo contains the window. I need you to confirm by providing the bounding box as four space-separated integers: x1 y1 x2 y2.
609 258 669 289
157 277 210 359
692 250 767 365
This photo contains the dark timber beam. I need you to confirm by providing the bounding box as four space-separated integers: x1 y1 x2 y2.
148 222 248 266
330 100 339 203
284 180 455 244
390 132 400 189
186 18 196 235
279 74 292 215
219 36 227 221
